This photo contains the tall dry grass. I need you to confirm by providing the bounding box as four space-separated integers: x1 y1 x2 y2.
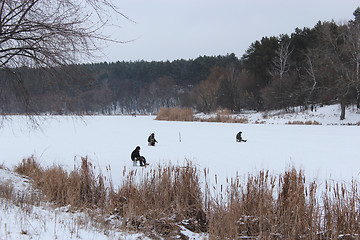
322 180 360 239
11 156 360 239
15 156 106 209
155 107 194 121
206 167 360 239
14 156 206 238
109 162 207 238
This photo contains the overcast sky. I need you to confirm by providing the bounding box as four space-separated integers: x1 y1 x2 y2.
97 0 360 63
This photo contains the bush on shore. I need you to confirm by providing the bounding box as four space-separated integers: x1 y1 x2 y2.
155 107 194 121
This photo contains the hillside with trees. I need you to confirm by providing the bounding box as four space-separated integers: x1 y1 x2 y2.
2 7 360 120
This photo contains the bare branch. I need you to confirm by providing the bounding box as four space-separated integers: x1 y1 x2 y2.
0 0 127 69
0 0 129 116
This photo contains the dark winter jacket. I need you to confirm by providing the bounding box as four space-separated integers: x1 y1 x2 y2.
148 134 157 144
131 149 140 161
236 132 242 142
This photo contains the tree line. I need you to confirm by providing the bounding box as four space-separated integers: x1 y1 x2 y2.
2 7 360 120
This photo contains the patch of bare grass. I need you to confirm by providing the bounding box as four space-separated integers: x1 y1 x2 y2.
286 120 322 125
197 108 249 123
255 120 266 124
342 122 360 126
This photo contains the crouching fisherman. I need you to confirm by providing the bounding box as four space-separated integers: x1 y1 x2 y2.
148 133 158 146
236 131 247 142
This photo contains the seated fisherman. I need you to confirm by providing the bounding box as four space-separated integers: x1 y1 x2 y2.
131 146 147 166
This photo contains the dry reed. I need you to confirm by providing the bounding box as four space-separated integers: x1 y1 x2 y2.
15 156 106 209
155 107 194 121
10 156 360 239
206 167 359 239
14 156 206 238
110 162 207 238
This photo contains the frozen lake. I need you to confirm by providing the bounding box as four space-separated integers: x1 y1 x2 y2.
1 115 360 189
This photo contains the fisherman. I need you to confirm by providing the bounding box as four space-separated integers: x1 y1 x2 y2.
147 133 158 146
131 146 147 166
236 131 247 142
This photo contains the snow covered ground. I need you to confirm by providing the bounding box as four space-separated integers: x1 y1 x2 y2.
0 104 359 239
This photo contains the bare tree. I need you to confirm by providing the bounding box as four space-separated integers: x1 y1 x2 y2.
0 0 128 115
0 0 128 68
304 54 317 106
267 35 294 110
270 35 293 82
325 19 360 120
195 79 219 113
302 48 326 109
346 7 360 109
217 65 243 111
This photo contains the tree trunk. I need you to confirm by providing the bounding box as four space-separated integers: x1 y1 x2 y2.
340 101 346 120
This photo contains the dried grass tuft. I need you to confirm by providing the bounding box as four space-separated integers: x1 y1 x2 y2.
156 107 194 121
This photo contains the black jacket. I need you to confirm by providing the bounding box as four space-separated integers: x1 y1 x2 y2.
131 149 140 160
236 132 242 141
148 134 156 143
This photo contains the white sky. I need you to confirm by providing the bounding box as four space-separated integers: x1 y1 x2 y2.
98 0 360 63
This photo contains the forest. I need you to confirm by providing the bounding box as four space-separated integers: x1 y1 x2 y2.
2 7 360 120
